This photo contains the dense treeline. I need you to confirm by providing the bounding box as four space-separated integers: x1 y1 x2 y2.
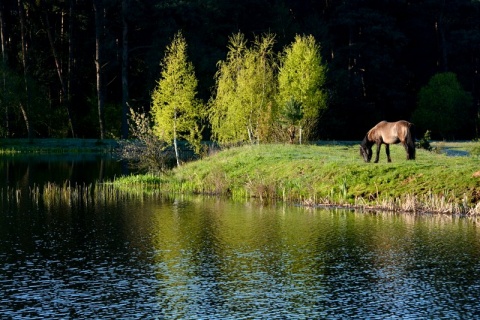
0 0 479 140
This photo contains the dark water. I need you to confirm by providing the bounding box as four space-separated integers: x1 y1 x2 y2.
1 155 480 319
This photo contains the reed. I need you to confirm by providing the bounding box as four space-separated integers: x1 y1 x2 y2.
0 186 23 205
0 179 164 209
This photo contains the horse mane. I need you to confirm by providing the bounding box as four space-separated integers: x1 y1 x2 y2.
361 133 374 148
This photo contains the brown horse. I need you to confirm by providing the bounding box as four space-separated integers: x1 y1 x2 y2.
360 120 415 163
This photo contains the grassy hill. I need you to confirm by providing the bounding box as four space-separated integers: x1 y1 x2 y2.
114 142 480 215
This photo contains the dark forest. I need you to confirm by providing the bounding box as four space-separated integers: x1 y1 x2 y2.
1 0 479 140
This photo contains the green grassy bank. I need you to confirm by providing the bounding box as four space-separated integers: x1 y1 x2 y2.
114 142 480 215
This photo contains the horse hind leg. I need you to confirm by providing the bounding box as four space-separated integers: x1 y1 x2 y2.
385 144 392 162
402 142 410 160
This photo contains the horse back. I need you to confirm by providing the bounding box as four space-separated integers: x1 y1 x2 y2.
368 120 411 144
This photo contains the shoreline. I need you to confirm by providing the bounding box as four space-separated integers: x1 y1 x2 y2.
2 139 479 215
0 138 118 153
112 143 480 215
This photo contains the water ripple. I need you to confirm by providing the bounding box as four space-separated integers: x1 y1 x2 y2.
2 199 480 318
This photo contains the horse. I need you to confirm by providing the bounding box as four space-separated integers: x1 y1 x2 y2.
360 120 415 163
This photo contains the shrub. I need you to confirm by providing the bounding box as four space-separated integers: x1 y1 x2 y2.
117 108 176 173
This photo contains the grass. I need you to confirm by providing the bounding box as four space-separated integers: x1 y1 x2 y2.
113 142 480 215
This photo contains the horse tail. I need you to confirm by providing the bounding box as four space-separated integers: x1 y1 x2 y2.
406 122 416 160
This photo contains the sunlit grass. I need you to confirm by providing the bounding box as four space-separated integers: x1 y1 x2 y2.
113 142 480 214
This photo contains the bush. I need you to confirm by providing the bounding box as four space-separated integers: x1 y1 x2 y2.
117 108 176 173
416 130 432 151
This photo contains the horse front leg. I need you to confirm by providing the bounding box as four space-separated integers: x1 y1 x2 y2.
374 142 381 163
385 144 392 162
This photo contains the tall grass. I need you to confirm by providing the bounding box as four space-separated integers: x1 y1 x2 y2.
1 180 164 209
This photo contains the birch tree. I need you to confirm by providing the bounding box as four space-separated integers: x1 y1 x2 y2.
209 32 276 145
151 31 203 166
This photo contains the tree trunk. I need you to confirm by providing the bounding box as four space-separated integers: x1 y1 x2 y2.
435 0 448 72
68 0 77 136
121 0 129 139
19 102 31 137
173 109 180 166
93 0 106 139
0 7 8 137
42 0 76 137
287 125 295 144
18 0 32 139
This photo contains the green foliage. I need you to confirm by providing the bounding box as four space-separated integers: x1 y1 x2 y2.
0 66 56 137
280 98 304 143
412 72 473 139
3 1 480 140
416 130 432 151
277 35 327 141
209 32 277 145
208 33 247 144
151 32 204 159
282 98 304 124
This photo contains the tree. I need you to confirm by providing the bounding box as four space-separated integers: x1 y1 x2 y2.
17 0 32 139
0 4 8 136
151 31 203 166
93 0 106 139
209 33 248 145
412 72 473 139
238 33 276 143
209 32 277 145
280 98 303 143
121 0 129 139
39 0 76 137
277 34 327 143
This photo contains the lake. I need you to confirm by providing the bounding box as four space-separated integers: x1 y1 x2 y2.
1 154 480 319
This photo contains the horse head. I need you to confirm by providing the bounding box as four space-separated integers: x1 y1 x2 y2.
360 136 372 162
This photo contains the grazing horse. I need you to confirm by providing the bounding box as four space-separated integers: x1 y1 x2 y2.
360 120 415 163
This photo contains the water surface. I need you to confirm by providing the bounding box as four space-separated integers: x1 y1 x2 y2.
1 155 480 318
